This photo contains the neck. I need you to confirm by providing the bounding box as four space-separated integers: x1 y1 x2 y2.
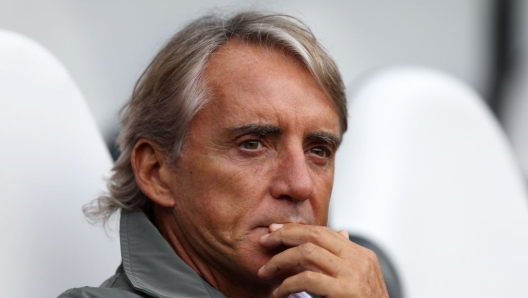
153 206 277 298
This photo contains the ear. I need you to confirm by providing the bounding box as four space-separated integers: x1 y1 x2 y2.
131 138 176 207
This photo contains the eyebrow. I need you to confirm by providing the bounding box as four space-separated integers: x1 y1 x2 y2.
227 124 282 136
227 123 341 147
306 132 341 148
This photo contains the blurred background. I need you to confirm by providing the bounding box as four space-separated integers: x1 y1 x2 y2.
2 1 528 297
0 0 526 183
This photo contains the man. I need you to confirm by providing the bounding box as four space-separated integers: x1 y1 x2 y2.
60 11 388 298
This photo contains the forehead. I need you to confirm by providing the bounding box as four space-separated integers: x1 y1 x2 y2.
199 40 339 134
206 41 303 79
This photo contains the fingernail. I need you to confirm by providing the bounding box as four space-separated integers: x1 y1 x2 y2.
269 223 283 231
260 233 269 240
272 287 278 297
258 264 266 274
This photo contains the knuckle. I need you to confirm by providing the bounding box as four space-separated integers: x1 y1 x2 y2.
307 225 328 239
357 246 378 261
364 248 378 261
356 251 383 276
299 242 317 255
300 270 318 283
308 225 322 235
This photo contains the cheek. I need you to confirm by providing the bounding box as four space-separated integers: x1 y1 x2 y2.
176 155 275 224
312 166 335 226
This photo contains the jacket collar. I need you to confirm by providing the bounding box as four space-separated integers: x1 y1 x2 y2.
119 209 226 298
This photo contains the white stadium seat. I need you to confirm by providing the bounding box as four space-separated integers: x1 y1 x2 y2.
331 67 528 298
0 30 120 297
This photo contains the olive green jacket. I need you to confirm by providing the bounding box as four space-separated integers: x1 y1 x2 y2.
58 209 227 298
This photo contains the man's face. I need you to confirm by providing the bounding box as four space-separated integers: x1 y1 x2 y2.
164 40 340 282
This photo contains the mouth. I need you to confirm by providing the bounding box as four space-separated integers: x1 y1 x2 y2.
253 226 272 233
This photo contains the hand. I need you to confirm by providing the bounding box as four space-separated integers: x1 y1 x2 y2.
258 224 389 298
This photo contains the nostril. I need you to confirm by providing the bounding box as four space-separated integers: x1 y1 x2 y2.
271 178 314 202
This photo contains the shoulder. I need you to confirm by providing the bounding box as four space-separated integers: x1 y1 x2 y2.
57 287 145 298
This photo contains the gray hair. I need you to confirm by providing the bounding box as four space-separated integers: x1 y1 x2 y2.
84 11 348 223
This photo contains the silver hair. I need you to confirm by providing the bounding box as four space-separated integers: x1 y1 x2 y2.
84 11 348 223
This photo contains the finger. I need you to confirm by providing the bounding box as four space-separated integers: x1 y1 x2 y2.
338 229 349 239
274 258 389 298
258 242 342 279
260 224 344 248
269 223 284 232
273 271 334 298
260 224 356 258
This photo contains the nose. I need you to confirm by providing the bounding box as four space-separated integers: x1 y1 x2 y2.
270 147 314 201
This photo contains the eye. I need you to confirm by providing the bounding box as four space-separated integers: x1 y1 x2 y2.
241 140 262 150
309 147 328 157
